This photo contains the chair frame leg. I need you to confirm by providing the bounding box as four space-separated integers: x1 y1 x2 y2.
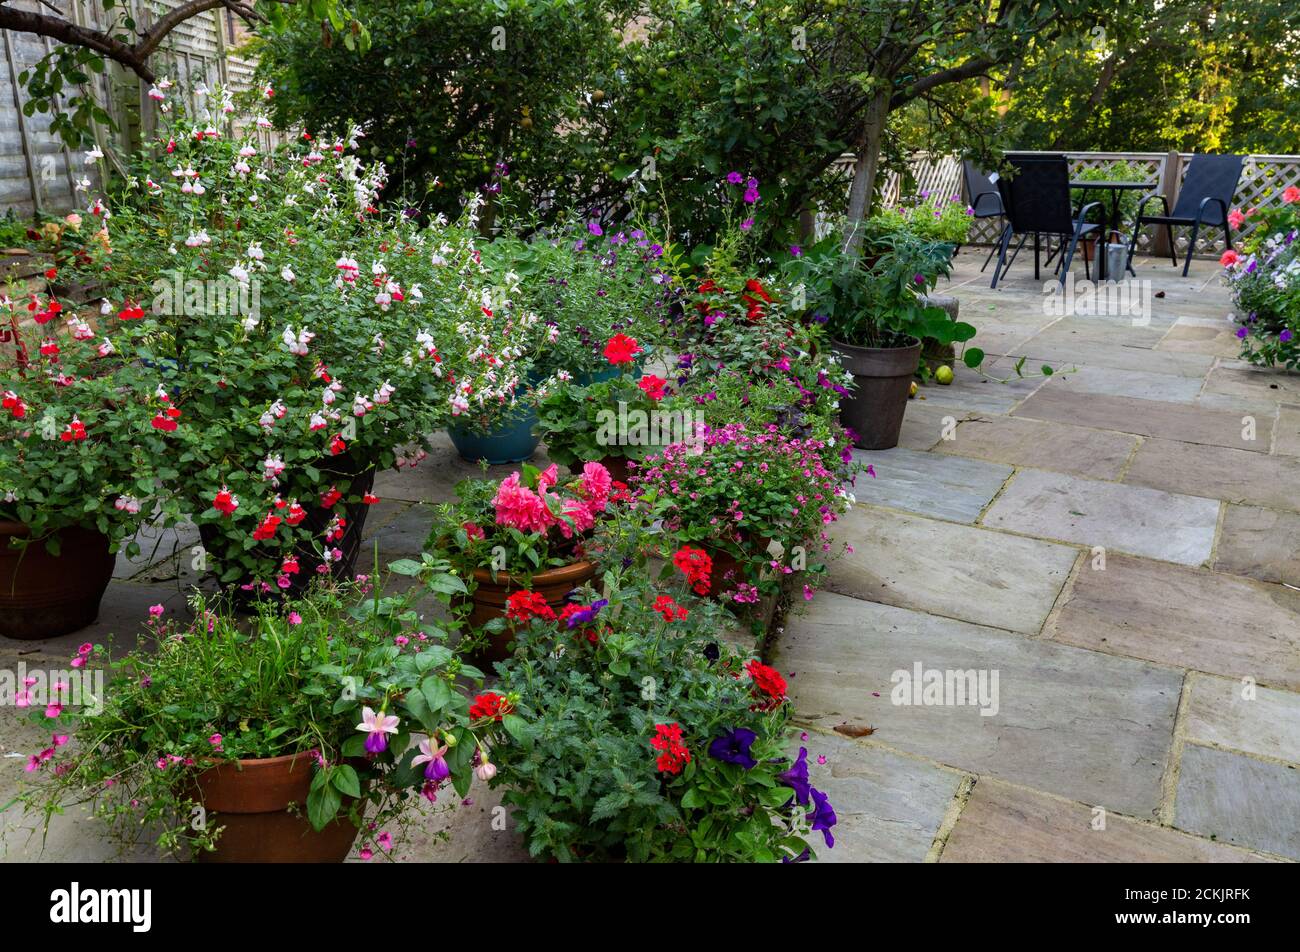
990 226 1014 289
1183 222 1199 277
1166 224 1178 267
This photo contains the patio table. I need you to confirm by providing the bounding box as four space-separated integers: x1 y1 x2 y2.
1069 179 1151 280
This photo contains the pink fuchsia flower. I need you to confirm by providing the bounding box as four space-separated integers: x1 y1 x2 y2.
376 831 393 851
359 847 373 861
475 757 497 782
411 737 450 782
356 707 400 754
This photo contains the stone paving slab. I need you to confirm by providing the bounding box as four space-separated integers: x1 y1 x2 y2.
364 504 437 561
1047 554 1300 691
1013 385 1269 452
849 447 1011 524
1277 408 1300 457
1185 673 1300 765
114 522 198 581
1212 505 1300 586
940 778 1272 862
1124 439 1300 513
1041 365 1206 404
935 414 1138 480
912 363 1047 415
1204 360 1300 405
1174 744 1300 860
1156 318 1243 358
0 580 191 661
828 504 1076 633
981 468 1219 566
897 401 969 450
775 593 1182 815
1005 335 1218 377
802 731 964 863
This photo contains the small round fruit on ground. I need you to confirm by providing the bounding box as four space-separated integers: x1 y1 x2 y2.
935 365 954 385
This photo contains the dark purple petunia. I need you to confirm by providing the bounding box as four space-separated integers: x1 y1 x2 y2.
809 787 837 848
778 747 811 806
708 728 758 769
565 599 608 628
702 642 720 664
781 847 811 864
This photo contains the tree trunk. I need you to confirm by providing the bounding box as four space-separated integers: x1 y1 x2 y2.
844 88 890 252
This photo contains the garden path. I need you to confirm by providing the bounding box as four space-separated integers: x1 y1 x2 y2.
4 253 1297 862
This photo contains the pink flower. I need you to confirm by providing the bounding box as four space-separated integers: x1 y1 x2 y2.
1220 249 1241 267
576 461 612 510
209 733 223 749
359 847 373 861
1283 186 1300 205
1228 208 1246 229
376 831 393 851
288 612 303 625
356 707 400 754
492 472 553 533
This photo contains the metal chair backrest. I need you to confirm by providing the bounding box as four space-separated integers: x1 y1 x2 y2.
999 155 1076 235
963 161 1002 213
1171 155 1243 220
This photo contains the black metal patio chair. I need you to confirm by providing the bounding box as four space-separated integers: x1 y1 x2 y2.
962 161 1006 272
990 155 1102 289
1124 154 1243 276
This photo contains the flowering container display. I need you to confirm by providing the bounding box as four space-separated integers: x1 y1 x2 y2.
634 423 855 605
873 190 974 246
486 574 837 863
18 571 507 862
1222 189 1300 371
46 88 513 595
0 290 176 637
425 461 618 661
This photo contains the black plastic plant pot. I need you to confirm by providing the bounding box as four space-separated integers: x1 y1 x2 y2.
833 336 923 451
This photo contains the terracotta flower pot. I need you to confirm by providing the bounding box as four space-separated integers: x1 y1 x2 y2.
833 336 922 450
191 753 360 863
466 559 598 662
0 522 115 640
701 535 773 600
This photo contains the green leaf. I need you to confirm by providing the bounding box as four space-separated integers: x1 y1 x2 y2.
306 783 341 831
963 347 985 369
331 764 362 799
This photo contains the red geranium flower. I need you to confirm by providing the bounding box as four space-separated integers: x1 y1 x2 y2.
505 590 556 624
745 659 788 711
469 692 511 722
653 594 688 622
603 333 642 365
637 374 667 401
650 722 690 774
672 546 713 595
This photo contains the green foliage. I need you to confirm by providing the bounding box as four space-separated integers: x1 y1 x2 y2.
1069 160 1153 224
488 576 824 863
534 373 668 468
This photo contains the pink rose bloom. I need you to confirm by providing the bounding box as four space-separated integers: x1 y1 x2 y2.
557 498 596 539
577 461 612 510
492 472 552 533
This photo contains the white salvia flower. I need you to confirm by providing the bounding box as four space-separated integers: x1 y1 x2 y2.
262 454 285 480
246 242 264 262
84 146 103 164
281 326 314 356
352 393 373 417
374 381 395 404
97 339 115 357
242 314 259 333
99 299 111 315
239 145 257 158
281 267 295 282
74 177 91 192
228 263 250 285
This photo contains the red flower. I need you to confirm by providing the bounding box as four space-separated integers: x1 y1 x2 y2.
469 692 511 722
653 594 688 622
672 546 712 595
252 513 282 541
650 722 690 774
461 521 486 540
745 659 788 711
505 590 556 624
2 391 26 419
362 493 379 505
212 487 239 516
603 333 642 366
329 434 347 456
285 502 307 525
281 556 300 575
59 419 87 442
117 303 145 321
150 408 180 432
637 374 667 401
320 487 342 508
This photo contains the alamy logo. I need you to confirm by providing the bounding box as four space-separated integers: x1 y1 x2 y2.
1042 273 1152 326
594 401 704 448
49 883 152 932
890 662 999 717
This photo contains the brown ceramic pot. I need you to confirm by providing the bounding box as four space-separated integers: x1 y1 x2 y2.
467 559 599 662
0 522 115 640
191 753 360 863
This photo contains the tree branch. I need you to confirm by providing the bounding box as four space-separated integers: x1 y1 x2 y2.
890 56 998 109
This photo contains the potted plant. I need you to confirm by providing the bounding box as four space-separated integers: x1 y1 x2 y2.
781 228 970 449
534 334 674 482
16 569 508 862
51 87 504 596
873 190 974 252
486 574 838 862
633 422 856 606
1223 191 1300 371
0 288 176 638
424 461 619 661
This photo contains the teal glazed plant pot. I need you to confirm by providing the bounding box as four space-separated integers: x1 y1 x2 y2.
573 344 652 386
448 405 540 464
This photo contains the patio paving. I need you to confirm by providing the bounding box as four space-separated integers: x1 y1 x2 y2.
3 253 1298 863
785 251 1300 862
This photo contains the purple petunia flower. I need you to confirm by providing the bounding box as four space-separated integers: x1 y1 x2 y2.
726 171 744 185
1282 329 1294 343
809 787 837 848
565 599 608 628
778 747 811 805
790 245 802 257
1237 326 1249 339
743 187 760 204
708 728 758 769
587 220 603 236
